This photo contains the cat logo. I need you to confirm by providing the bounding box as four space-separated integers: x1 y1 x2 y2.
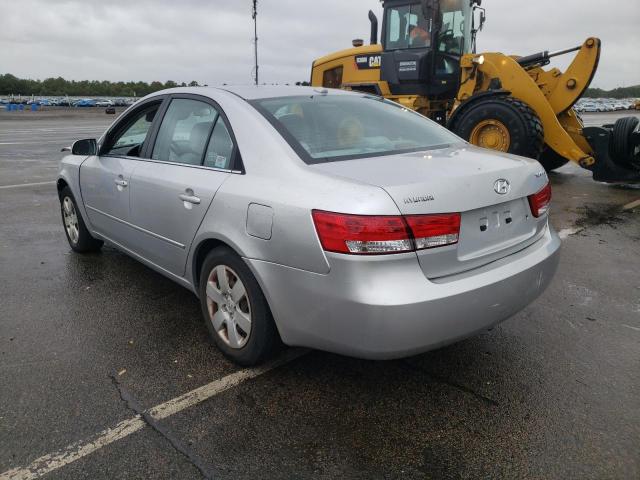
355 55 381 70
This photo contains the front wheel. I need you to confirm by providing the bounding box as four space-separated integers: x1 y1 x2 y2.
59 186 103 253
538 147 569 172
449 96 544 160
198 247 279 366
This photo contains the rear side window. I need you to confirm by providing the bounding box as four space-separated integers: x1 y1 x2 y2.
152 99 218 165
204 119 234 170
322 66 343 89
251 94 459 164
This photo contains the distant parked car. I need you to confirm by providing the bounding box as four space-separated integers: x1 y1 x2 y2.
96 100 114 107
57 86 560 365
75 99 97 107
581 103 599 112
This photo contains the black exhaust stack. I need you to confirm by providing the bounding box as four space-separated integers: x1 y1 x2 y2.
368 10 378 45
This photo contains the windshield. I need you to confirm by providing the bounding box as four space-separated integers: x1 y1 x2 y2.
251 95 460 164
437 0 469 55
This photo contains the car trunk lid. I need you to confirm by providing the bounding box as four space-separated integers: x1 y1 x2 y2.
311 145 549 278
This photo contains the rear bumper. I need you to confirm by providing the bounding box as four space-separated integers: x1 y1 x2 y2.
247 224 561 360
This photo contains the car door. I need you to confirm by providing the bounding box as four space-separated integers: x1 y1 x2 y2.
80 98 165 245
126 95 238 277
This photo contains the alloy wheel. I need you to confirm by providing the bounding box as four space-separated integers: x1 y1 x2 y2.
205 265 252 349
62 197 79 245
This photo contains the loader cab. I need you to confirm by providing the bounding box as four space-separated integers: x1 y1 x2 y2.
380 0 473 98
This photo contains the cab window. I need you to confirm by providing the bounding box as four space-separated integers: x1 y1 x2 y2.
438 0 466 55
385 4 432 50
102 103 160 157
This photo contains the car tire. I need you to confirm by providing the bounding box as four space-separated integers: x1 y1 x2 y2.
449 96 544 160
59 186 103 253
610 116 639 168
538 146 569 172
198 247 280 366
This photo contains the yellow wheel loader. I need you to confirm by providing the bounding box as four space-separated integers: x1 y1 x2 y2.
310 0 640 182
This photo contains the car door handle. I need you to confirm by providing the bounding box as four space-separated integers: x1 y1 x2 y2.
178 193 201 205
114 178 128 187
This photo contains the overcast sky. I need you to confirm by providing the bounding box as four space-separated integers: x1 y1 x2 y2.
1 0 638 90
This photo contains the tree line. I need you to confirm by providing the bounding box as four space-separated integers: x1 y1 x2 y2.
584 85 640 99
0 74 202 97
1 72 637 99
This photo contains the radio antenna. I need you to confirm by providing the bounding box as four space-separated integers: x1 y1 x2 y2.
252 0 259 85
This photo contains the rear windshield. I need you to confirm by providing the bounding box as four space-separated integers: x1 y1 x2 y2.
250 94 460 164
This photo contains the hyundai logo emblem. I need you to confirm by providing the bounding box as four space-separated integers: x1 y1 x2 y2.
494 179 510 195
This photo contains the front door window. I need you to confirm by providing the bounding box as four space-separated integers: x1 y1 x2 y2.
102 103 160 157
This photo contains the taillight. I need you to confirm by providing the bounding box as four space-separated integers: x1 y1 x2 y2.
311 211 413 254
528 182 552 217
311 210 460 255
405 213 461 249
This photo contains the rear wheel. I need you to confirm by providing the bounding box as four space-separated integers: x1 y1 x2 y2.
198 247 279 366
610 116 639 168
450 96 544 160
59 186 103 253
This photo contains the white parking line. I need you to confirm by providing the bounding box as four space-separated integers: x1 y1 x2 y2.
0 349 306 480
0 181 55 190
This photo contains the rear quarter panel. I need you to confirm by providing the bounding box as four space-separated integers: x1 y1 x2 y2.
186 90 402 280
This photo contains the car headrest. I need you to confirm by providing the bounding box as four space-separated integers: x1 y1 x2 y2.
190 122 213 151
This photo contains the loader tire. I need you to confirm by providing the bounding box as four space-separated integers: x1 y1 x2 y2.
610 116 639 168
538 147 569 172
450 96 544 160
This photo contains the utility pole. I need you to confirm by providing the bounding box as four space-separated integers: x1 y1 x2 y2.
252 0 259 85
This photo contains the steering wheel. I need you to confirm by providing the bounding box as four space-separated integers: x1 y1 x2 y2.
437 29 455 45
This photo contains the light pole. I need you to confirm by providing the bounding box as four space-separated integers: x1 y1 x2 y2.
252 0 259 86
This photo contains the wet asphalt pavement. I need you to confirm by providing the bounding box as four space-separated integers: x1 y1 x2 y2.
1 108 639 479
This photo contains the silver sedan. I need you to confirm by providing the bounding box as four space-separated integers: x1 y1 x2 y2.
57 86 560 365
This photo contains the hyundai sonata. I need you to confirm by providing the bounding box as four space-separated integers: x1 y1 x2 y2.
57 86 560 365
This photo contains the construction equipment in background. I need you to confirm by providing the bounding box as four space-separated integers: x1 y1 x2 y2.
310 0 640 182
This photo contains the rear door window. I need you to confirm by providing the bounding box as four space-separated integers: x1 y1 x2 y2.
152 99 218 165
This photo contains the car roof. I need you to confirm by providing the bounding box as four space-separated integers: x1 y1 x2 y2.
148 85 354 101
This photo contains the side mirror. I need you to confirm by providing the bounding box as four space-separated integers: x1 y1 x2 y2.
71 138 98 156
473 6 486 32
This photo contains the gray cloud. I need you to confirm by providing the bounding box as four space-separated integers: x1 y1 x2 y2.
1 0 638 89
